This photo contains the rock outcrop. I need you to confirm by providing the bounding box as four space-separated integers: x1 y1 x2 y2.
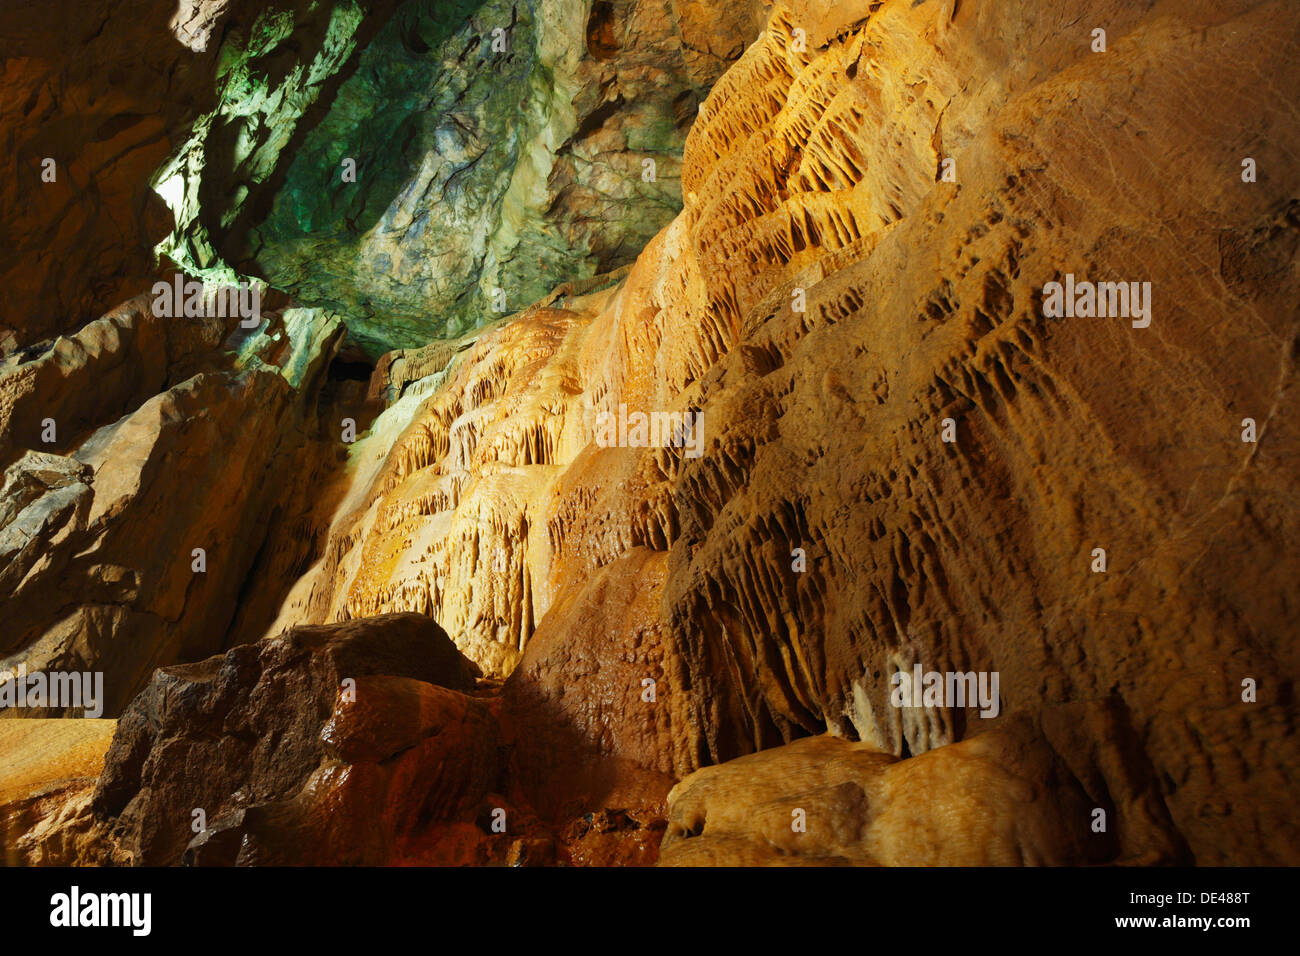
2 0 1298 868
0 293 235 466
157 0 764 355
275 0 1300 864
0 293 361 716
90 613 489 865
661 701 1189 866
0 720 118 866
52 612 663 865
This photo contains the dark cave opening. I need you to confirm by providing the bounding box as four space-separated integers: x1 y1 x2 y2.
586 1 619 60
327 353 377 383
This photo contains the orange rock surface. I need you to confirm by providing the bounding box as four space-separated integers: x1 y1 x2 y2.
2 0 1298 866
0 720 117 865
272 0 1300 864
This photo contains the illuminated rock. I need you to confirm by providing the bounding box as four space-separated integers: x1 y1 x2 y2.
3 0 1299 868
90 613 484 865
297 0 1300 864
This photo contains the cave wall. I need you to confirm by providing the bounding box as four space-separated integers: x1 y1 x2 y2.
159 0 766 355
1 0 1297 867
1 0 757 359
0 0 760 716
0 0 232 349
0 296 360 717
284 0 1300 862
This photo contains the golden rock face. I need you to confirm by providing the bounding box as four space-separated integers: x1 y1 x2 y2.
268 0 1300 864
2 0 1298 867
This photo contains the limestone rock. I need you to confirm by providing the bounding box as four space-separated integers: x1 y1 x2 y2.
0 720 118 866
296 0 1300 864
502 548 681 827
158 0 758 355
91 612 486 865
0 298 352 716
661 702 1187 866
4 0 1299 869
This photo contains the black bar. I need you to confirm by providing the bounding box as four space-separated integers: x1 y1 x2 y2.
0 865 1284 942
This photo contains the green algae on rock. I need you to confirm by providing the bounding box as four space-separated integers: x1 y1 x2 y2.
151 1 376 289
149 0 736 357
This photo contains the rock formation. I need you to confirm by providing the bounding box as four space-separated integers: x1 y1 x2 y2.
157 0 767 354
91 613 489 865
0 292 363 716
1 0 1298 867
1 0 220 350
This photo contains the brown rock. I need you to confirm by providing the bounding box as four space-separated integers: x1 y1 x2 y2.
91 612 485 865
5 0 1300 869
0 720 118 866
661 701 1187 865
0 2 238 348
0 297 358 716
506 836 557 867
295 0 1300 865
0 368 297 715
0 292 235 468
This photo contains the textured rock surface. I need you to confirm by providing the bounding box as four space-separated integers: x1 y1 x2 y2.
0 720 117 866
89 613 483 868
661 702 1189 865
0 293 237 466
151 0 759 355
90 613 484 865
2 0 1298 868
149 0 405 289
0 293 357 716
285 0 1300 864
30 612 660 865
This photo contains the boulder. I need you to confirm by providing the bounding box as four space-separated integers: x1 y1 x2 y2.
92 612 486 865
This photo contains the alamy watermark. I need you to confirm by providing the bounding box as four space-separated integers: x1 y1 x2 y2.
889 664 1001 718
49 886 150 936
1041 274 1151 328
594 403 704 458
151 274 261 327
0 664 104 717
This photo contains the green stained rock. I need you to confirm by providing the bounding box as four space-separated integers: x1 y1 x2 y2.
151 1 375 289
250 0 551 355
150 0 740 358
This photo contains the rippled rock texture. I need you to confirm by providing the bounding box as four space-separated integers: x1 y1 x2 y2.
2 0 1299 867
281 0 1300 864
